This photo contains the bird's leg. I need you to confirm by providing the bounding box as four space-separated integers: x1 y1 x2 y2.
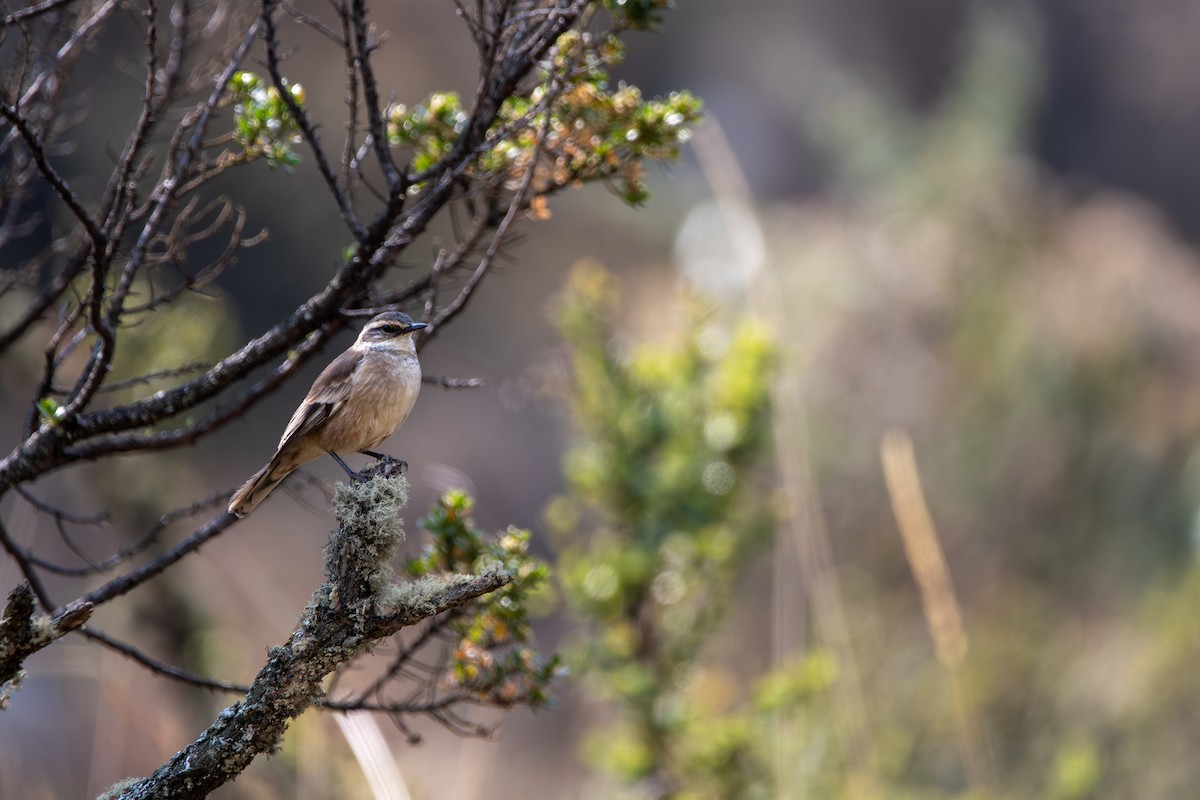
328 452 369 481
359 450 408 474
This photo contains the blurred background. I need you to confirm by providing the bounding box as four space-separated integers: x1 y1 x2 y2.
5 0 1200 797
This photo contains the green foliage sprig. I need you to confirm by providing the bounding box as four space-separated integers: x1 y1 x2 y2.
227 71 305 170
386 30 701 205
550 263 789 794
601 0 674 29
407 490 562 708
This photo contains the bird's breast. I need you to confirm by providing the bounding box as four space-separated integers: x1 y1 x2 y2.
358 351 422 430
318 350 422 452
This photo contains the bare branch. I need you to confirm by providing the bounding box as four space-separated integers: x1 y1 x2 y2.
1 0 83 26
422 92 554 346
356 614 458 703
261 0 365 236
61 315 346 460
0 101 105 251
0 582 93 691
70 511 237 612
14 485 108 571
0 519 56 609
20 490 229 578
349 0 403 194
80 627 249 694
422 374 484 389
50 360 211 396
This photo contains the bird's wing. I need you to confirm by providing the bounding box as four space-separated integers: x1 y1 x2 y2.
275 348 362 452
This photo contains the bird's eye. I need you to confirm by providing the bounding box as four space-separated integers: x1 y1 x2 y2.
380 325 402 335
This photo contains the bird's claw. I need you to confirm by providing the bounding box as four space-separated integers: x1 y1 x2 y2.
376 455 408 477
358 449 407 477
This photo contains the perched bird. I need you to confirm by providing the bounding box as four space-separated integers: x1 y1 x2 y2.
228 311 428 517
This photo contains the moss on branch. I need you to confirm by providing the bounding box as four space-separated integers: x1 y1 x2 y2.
1 583 93 706
106 470 511 799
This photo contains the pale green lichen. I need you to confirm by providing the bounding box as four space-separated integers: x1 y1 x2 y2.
0 668 24 710
375 574 445 617
328 474 511 618
331 473 408 546
1 609 60 708
476 558 506 577
96 777 143 800
329 474 409 594
30 614 56 645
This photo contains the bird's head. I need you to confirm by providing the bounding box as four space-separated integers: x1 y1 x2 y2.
356 311 428 352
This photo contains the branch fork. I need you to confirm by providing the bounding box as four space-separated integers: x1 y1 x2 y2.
102 469 510 799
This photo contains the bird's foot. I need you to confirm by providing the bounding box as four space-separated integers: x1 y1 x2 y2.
360 450 408 476
375 455 408 477
330 451 372 482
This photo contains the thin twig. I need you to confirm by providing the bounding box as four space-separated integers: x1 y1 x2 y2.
81 627 250 693
357 615 456 702
349 0 402 194
422 374 484 389
49 360 211 396
261 0 364 237
423 88 556 344
0 519 55 610
23 490 230 578
1 0 82 26
73 511 237 609
0 101 105 251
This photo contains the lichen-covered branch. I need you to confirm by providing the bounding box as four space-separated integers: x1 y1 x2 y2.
0 583 93 703
108 469 511 800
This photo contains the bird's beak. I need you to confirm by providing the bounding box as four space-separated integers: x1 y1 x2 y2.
406 322 429 334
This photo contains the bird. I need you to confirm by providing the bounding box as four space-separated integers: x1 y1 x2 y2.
228 311 428 517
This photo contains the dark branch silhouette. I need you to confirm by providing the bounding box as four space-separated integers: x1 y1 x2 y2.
0 0 694 791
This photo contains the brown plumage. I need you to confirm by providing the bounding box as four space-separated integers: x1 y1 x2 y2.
228 311 427 517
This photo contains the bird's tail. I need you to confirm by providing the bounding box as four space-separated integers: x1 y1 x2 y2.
228 455 295 518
